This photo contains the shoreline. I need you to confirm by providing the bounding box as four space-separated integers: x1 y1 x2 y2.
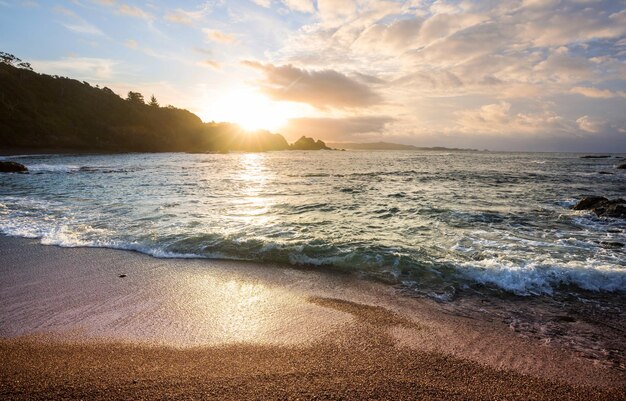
1 236 624 399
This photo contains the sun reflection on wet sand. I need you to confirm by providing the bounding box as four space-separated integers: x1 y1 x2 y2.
106 263 354 346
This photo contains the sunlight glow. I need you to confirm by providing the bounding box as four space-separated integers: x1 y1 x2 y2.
203 86 306 132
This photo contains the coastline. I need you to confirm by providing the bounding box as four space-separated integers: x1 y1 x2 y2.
1 235 624 399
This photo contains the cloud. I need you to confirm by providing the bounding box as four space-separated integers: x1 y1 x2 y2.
455 102 573 135
124 39 138 48
533 47 595 83
54 6 104 36
61 21 103 35
317 0 356 24
242 61 381 109
576 115 605 133
282 116 394 141
518 3 626 47
281 0 314 13
118 4 151 19
198 59 221 70
251 0 271 8
164 8 204 25
32 57 119 80
570 86 626 99
354 17 424 51
203 28 236 43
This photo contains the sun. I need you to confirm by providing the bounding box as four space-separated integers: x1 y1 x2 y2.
205 87 296 132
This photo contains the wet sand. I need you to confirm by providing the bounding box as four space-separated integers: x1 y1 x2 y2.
1 236 624 400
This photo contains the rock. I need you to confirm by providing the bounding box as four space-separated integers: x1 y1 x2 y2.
119 274 127 278
0 161 28 173
601 203 626 218
580 155 611 159
572 196 626 218
290 136 331 150
572 196 608 211
617 163 626 169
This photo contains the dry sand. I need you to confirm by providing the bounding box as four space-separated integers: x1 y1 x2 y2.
1 236 624 400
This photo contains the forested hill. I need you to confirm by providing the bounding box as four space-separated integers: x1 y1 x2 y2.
0 56 297 153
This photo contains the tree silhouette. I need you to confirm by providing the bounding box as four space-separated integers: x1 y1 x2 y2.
126 91 145 104
0 52 33 71
149 94 159 107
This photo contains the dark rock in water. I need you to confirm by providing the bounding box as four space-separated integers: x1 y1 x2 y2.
0 161 28 173
119 274 127 278
572 196 608 210
580 155 611 159
598 171 613 175
290 136 331 150
572 196 626 218
602 203 626 218
617 162 626 169
600 241 624 249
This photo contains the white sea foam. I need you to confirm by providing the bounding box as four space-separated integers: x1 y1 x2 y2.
460 258 625 295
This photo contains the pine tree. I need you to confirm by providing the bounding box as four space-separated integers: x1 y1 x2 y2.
149 94 159 107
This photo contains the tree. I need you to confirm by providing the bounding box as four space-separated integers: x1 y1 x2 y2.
126 91 145 104
149 94 159 107
0 52 33 70
17 62 33 71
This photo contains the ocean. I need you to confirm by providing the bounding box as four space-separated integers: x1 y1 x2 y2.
1 151 624 298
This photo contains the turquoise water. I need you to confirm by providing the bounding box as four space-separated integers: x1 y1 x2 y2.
1 151 624 296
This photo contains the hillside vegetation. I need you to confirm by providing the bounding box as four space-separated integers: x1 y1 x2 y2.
0 54 325 153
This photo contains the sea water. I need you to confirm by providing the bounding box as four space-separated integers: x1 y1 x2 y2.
1 151 624 297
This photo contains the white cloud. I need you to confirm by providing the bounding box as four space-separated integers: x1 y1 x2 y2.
570 86 626 99
455 102 573 135
54 5 104 36
118 4 151 19
164 8 204 25
251 0 271 8
576 115 605 133
281 0 314 13
317 0 357 24
32 57 119 80
203 28 236 43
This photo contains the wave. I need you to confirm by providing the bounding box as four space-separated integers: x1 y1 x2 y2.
460 258 625 295
0 217 624 296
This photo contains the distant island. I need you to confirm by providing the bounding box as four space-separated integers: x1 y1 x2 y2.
326 141 477 151
0 53 329 154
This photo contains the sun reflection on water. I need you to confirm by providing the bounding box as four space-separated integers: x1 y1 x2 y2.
232 153 273 226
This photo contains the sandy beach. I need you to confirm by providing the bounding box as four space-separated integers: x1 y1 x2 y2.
1 235 624 400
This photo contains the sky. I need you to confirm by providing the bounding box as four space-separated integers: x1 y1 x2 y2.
1 0 625 151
